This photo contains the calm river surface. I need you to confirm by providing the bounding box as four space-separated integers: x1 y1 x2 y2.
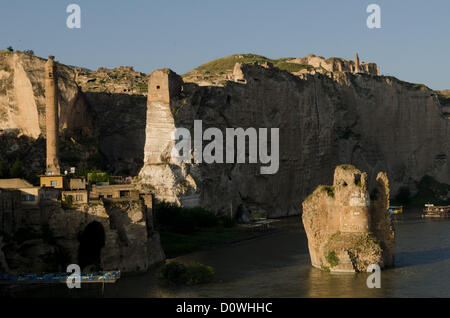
12 210 450 297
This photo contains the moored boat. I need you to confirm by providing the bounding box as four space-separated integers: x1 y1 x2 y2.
0 271 120 285
388 205 403 215
422 204 450 218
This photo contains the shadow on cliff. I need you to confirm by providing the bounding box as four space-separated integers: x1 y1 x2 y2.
83 92 147 176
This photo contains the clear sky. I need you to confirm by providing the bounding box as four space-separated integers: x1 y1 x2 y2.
0 0 449 90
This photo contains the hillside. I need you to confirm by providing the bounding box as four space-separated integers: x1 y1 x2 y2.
182 54 313 84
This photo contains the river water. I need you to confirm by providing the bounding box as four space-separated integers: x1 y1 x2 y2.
11 210 450 297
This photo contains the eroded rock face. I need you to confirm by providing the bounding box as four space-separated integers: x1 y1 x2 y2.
140 63 449 218
0 52 147 175
302 165 394 272
0 51 94 139
0 199 165 274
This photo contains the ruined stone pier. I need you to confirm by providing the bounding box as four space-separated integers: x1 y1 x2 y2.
302 165 395 272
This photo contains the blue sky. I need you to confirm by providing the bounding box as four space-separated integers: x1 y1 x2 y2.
0 0 449 89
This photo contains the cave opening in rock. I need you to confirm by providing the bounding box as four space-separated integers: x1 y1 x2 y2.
78 221 105 271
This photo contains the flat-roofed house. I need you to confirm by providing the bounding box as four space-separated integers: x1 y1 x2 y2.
62 190 88 204
90 184 139 201
0 178 42 206
40 175 65 189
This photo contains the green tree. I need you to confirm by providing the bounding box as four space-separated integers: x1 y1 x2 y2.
10 160 25 178
6 46 13 52
23 49 34 56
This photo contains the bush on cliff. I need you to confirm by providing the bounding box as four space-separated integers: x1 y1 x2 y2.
325 251 339 268
158 261 215 285
10 159 25 178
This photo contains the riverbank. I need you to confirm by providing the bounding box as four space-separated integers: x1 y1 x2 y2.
160 218 290 258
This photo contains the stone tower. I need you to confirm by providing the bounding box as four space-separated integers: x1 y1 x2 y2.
143 69 183 164
354 53 360 73
44 56 61 176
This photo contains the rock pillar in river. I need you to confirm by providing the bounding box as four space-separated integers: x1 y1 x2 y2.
302 165 395 272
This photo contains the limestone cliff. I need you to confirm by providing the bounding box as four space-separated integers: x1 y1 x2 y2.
0 51 94 138
0 52 448 217
140 60 449 218
76 66 149 175
0 52 147 176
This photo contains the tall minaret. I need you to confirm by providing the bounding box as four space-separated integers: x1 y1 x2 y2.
45 56 60 176
354 53 360 73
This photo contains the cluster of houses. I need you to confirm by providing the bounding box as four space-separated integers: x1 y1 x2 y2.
0 55 141 217
0 172 139 211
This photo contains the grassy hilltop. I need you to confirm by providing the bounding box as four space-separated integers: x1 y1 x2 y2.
183 53 312 82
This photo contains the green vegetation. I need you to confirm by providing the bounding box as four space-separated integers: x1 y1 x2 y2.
62 195 74 210
6 46 13 52
158 261 215 285
436 90 450 105
0 154 38 185
155 201 257 257
379 75 428 90
184 54 312 78
136 83 148 92
338 164 354 170
408 175 450 207
318 185 335 198
154 202 220 234
81 169 113 184
325 251 339 268
160 226 255 257
274 61 312 73
8 159 25 179
1 65 11 73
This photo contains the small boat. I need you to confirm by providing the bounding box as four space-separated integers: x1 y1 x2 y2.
388 205 403 215
422 204 450 218
0 271 120 285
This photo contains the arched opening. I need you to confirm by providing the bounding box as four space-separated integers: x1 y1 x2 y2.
78 221 105 271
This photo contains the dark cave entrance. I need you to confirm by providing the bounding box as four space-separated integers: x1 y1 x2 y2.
78 221 105 271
